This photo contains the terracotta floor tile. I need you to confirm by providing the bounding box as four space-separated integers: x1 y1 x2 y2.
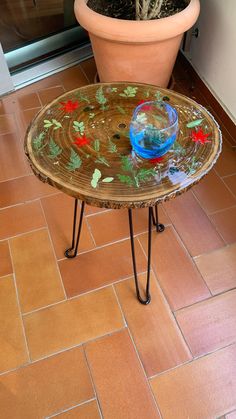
210 206 236 244
0 114 16 134
215 143 236 177
0 132 30 181
195 243 236 295
24 287 124 360
85 329 160 419
193 170 236 213
59 65 88 91
87 206 170 246
54 400 100 419
59 238 146 297
41 193 94 259
0 346 93 419
38 86 65 106
0 241 12 276
115 273 191 376
0 92 41 114
226 412 236 419
138 226 210 310
151 343 236 419
80 58 97 83
10 229 65 313
0 275 28 373
224 174 236 197
0 201 45 240
176 289 236 356
0 175 55 209
16 107 42 139
85 205 108 215
164 190 224 256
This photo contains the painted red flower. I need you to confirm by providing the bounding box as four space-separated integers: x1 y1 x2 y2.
191 128 211 144
137 100 152 111
60 100 79 113
149 156 164 165
74 134 91 147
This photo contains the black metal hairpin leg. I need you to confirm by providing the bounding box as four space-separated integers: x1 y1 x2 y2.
151 204 165 233
128 207 152 305
128 205 165 305
65 199 85 258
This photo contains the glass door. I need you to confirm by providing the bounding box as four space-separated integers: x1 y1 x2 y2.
0 0 90 93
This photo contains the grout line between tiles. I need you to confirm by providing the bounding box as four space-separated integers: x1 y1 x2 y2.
189 190 228 245
22 271 147 316
162 217 214 297
0 192 60 212
126 327 164 419
45 398 97 418
174 287 236 314
148 340 236 382
79 64 91 84
56 227 158 263
15 326 127 366
112 285 128 327
7 241 32 363
39 199 67 300
221 177 236 199
84 216 97 247
83 346 104 419
136 234 194 358
11 272 32 363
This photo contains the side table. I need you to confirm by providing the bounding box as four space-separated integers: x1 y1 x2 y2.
24 82 222 304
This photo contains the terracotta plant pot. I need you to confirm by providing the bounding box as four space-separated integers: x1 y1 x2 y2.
74 0 200 87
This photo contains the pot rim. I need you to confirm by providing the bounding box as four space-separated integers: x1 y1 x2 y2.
74 0 200 43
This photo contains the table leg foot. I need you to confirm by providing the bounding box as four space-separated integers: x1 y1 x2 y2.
65 200 85 258
151 204 165 233
128 208 152 305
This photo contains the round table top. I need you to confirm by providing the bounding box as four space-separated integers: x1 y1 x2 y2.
25 82 222 209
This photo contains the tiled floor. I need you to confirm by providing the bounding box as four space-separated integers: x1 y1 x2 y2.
0 56 236 419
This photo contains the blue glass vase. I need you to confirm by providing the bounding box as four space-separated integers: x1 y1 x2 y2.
129 101 178 159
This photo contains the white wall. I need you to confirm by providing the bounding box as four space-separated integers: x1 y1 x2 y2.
188 0 236 123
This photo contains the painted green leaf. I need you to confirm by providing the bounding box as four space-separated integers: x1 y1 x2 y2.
91 168 102 188
67 148 82 171
145 90 150 98
120 155 133 172
96 86 107 105
108 139 117 153
136 112 147 124
43 119 53 128
91 179 98 188
186 119 204 128
32 132 45 152
76 91 90 103
95 156 110 167
172 141 186 156
136 168 156 182
93 139 100 152
119 86 138 98
93 168 102 181
117 174 134 186
52 119 62 130
102 177 114 183
48 138 62 159
89 113 95 119
73 121 85 134
116 106 126 115
154 91 163 102
111 87 118 92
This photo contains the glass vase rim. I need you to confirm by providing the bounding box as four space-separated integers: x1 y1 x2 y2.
132 100 178 133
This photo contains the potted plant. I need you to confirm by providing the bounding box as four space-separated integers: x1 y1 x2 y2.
74 0 200 87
